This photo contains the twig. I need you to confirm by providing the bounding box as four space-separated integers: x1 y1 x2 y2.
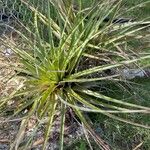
133 142 143 150
0 117 27 123
0 139 10 143
32 138 44 147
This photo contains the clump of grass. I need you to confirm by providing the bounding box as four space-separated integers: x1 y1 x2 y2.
0 0 150 149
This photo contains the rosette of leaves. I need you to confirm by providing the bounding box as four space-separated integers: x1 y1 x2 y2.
0 0 150 149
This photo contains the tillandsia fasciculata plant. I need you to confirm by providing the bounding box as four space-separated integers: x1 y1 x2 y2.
0 0 150 149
